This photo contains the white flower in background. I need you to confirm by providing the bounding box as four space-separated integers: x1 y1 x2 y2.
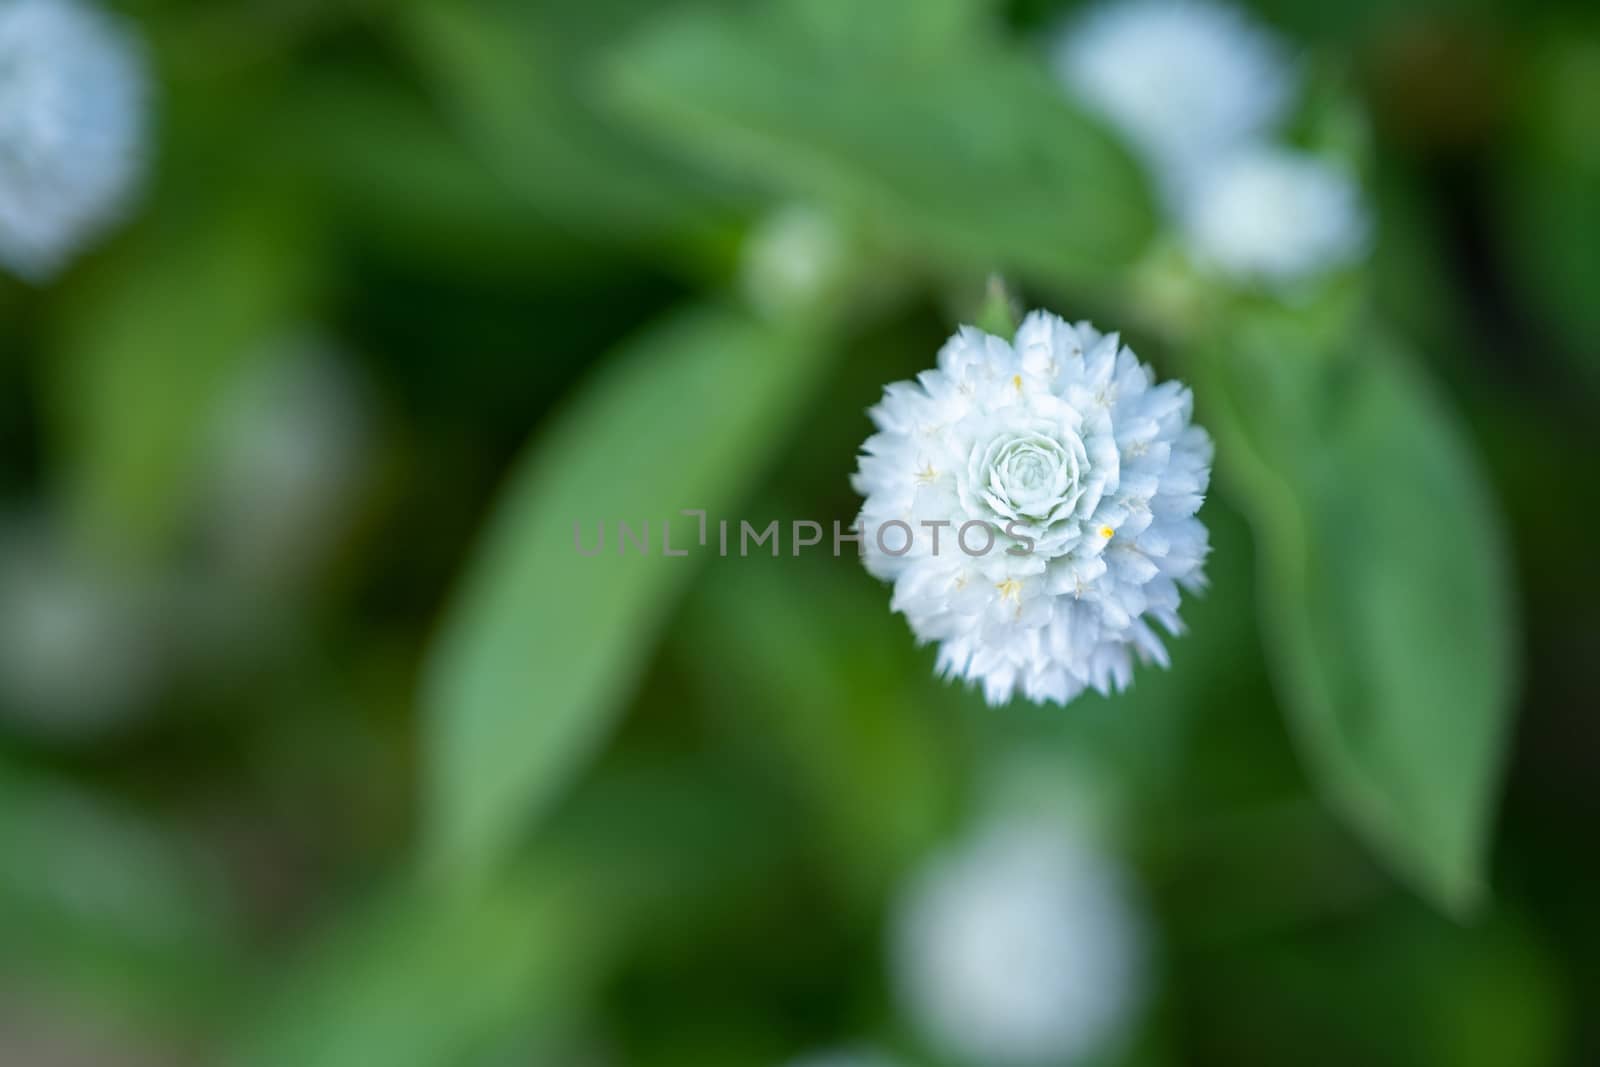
1053 0 1293 195
0 0 149 280
740 204 848 317
198 335 375 586
892 819 1147 1066
1180 147 1372 285
852 311 1211 706
0 518 169 736
1054 1 1374 290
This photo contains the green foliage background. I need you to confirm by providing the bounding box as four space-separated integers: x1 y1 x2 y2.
0 0 1596 1064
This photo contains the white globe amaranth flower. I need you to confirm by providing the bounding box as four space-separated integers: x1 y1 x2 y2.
0 0 149 280
851 311 1211 707
892 819 1147 1066
1179 146 1372 285
1053 0 1293 196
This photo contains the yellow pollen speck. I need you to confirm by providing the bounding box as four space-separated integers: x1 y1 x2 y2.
1100 525 1115 539
1012 374 1022 390
996 578 1022 601
915 463 938 484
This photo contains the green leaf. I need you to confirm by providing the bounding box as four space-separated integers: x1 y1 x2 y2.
1194 316 1517 914
420 306 831 881
230 872 604 1067
775 0 995 58
394 0 735 255
1497 33 1600 393
674 553 963 905
606 1 1155 288
291 73 591 272
0 758 240 1029
234 764 791 1067
45 191 314 565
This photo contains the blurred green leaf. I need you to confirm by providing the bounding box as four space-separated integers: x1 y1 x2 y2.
421 306 832 881
607 0 1155 288
293 74 592 273
235 756 799 1067
395 0 736 258
675 553 962 905
231 871 603 1067
1498 33 1600 393
0 758 239 1030
535 753 798 942
778 0 994 57
46 190 316 564
1194 316 1516 914
1180 898 1565 1067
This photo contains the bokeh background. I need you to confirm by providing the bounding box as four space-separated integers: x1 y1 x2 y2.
1 0 1597 1064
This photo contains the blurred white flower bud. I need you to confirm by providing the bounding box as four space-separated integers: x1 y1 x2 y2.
1179 147 1372 286
1053 0 1292 199
892 818 1147 1066
740 204 848 317
0 0 150 280
0 517 169 737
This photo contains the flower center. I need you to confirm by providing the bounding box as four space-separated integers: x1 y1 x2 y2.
970 427 1090 525
1011 451 1049 489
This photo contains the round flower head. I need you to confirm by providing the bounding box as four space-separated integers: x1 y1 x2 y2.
0 0 149 280
852 311 1211 706
1053 0 1292 197
1180 146 1371 286
892 819 1146 1066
